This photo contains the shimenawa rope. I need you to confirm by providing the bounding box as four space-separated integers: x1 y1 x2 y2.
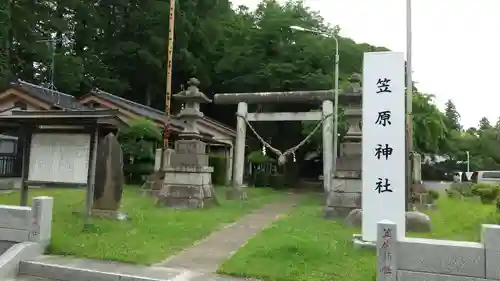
236 112 333 165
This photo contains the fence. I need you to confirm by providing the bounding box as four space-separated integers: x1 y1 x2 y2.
377 220 500 281
0 154 21 178
0 197 53 246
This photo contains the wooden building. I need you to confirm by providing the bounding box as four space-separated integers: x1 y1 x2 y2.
0 80 238 183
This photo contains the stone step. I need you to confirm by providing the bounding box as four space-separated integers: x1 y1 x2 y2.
19 256 184 281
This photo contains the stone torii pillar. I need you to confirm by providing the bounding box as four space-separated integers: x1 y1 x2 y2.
233 102 247 188
214 90 334 194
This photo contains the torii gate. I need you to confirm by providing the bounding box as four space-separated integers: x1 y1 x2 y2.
213 90 334 192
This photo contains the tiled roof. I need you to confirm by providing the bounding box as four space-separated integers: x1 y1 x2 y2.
90 89 166 122
88 89 235 135
10 80 90 110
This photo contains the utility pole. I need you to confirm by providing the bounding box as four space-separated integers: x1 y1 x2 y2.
405 0 413 210
160 0 176 170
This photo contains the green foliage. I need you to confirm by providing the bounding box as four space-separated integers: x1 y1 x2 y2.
471 183 500 204
0 0 10 87
444 99 461 131
209 155 227 186
412 92 449 155
269 174 287 190
220 195 496 281
0 187 284 264
449 182 474 197
252 171 270 187
427 190 440 202
247 150 273 164
119 118 161 161
446 188 461 199
118 118 161 182
5 0 500 179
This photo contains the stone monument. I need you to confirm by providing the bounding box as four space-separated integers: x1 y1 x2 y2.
325 73 363 219
156 78 215 208
92 132 127 220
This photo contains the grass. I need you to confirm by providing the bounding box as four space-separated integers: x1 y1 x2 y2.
412 195 500 241
218 194 500 281
0 186 285 264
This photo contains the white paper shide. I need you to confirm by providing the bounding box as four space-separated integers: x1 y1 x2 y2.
362 52 406 242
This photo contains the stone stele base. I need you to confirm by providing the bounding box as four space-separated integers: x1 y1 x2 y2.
91 209 128 221
157 166 215 209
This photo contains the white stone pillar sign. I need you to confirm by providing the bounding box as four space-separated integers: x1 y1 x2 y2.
362 52 406 242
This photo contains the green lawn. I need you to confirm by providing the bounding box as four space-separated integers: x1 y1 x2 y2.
0 186 284 264
218 194 500 281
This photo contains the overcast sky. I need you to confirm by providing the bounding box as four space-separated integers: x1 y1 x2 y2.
230 0 500 129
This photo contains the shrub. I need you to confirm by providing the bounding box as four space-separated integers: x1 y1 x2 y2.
247 150 273 164
209 155 227 186
496 196 500 212
253 171 270 187
450 182 474 197
269 174 287 189
427 190 440 203
471 183 500 204
446 189 461 199
124 162 154 183
118 118 161 183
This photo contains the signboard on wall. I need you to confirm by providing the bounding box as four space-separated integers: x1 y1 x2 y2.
361 52 406 242
28 133 91 184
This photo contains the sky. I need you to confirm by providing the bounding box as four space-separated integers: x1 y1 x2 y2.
230 0 500 129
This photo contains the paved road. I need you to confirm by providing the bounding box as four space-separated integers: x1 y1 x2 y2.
422 181 452 193
156 194 299 273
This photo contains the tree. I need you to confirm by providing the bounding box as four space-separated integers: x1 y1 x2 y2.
8 0 500 180
412 93 448 155
118 118 162 182
0 0 10 87
444 99 461 131
479 117 492 131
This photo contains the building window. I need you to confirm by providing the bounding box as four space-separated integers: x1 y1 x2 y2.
14 101 27 110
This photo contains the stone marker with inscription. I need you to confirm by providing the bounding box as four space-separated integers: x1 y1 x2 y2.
156 78 215 208
92 133 127 220
376 220 397 281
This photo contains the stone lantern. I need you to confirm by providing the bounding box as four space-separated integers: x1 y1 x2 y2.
156 78 215 209
325 73 363 219
173 78 211 138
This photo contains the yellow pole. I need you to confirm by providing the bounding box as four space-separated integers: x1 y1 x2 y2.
161 0 175 169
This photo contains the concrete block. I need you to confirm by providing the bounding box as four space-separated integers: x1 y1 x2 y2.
29 196 53 245
481 224 500 280
19 260 178 281
397 270 490 281
397 237 486 278
0 242 44 280
0 228 30 242
0 205 31 229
